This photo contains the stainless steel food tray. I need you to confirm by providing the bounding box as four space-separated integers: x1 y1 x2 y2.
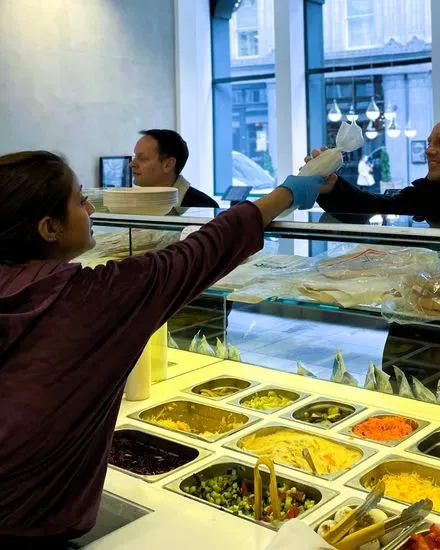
229 385 309 414
108 424 212 483
407 429 440 460
281 397 365 430
128 398 261 443
164 455 338 531
345 454 440 514
183 376 259 401
339 410 429 447
223 422 376 481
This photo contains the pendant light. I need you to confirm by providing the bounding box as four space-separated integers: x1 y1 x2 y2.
328 98 342 122
387 118 401 138
365 120 378 140
384 103 396 121
366 96 380 121
328 77 342 122
404 121 417 138
346 104 359 122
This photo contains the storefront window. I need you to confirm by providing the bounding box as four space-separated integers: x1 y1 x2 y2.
212 0 276 195
308 0 433 192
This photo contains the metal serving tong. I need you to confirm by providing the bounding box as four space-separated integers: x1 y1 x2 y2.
323 482 385 546
253 456 280 522
334 498 433 550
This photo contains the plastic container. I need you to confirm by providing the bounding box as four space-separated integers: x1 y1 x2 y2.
151 323 168 383
125 341 151 401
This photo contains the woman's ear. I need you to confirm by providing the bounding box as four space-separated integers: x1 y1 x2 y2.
37 216 62 243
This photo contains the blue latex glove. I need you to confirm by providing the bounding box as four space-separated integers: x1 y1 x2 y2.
279 175 324 210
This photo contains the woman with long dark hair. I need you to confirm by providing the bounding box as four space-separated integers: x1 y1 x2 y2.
0 151 325 548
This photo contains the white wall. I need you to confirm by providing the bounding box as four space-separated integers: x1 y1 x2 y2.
174 0 214 196
0 0 176 187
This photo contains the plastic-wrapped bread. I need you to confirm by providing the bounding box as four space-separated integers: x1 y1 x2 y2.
364 362 376 391
228 343 241 361
198 335 215 357
373 365 393 394
299 148 344 177
189 330 202 353
393 365 414 399
168 332 179 349
331 350 346 383
412 376 436 403
298 121 364 177
296 361 317 378
215 338 228 359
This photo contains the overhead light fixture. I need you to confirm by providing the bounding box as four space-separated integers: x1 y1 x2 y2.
366 97 380 121
387 118 401 138
328 99 342 122
384 103 396 121
404 121 417 138
346 104 359 122
365 121 378 140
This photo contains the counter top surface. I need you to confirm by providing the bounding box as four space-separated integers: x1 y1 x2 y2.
84 353 440 549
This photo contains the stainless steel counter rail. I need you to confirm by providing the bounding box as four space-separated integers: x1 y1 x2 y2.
91 212 440 248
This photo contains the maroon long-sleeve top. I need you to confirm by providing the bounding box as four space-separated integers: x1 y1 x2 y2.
0 202 264 536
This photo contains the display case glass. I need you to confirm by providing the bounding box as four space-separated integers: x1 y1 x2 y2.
83 206 440 406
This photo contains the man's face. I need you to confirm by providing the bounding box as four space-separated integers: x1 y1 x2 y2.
131 136 175 187
426 123 440 181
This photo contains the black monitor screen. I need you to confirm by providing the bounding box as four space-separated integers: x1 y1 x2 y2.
222 186 253 202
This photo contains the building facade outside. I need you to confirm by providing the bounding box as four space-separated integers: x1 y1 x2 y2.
227 0 432 190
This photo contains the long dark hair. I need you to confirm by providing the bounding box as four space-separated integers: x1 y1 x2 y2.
0 151 73 264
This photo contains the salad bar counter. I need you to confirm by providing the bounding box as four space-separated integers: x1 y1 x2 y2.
90 352 440 550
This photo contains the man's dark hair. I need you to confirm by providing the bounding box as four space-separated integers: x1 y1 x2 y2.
139 129 189 175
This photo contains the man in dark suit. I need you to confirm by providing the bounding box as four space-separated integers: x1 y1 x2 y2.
131 129 219 212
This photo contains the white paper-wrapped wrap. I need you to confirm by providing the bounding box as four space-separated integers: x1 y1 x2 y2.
299 121 364 177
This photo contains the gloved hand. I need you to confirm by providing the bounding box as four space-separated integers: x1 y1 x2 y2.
279 175 325 210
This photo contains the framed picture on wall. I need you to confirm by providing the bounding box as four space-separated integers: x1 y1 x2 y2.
99 156 132 188
411 140 427 164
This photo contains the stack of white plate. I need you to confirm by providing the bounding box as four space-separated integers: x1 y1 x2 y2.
103 187 178 215
84 188 107 212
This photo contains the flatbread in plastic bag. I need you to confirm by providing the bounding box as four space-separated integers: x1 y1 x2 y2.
393 365 414 399
168 332 179 349
412 376 436 403
297 361 317 378
382 271 440 324
373 365 393 394
331 351 346 383
298 121 364 177
341 371 359 387
228 343 242 362
364 362 376 391
215 338 228 359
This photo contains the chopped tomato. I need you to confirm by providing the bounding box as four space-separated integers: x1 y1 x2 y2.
285 505 299 520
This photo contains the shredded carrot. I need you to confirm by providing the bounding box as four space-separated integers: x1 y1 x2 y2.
352 415 415 442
